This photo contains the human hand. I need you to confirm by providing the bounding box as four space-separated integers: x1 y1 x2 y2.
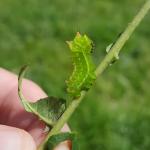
0 68 70 150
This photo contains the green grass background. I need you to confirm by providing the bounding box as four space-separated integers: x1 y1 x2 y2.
0 0 150 149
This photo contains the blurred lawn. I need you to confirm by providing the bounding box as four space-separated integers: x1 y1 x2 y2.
0 0 150 149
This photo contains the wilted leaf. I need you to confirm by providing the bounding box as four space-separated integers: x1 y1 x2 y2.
18 66 66 126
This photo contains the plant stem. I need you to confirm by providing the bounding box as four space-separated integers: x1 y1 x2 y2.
38 92 86 150
95 0 150 76
38 1 150 149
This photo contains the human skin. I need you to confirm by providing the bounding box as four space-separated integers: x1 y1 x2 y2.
0 68 70 150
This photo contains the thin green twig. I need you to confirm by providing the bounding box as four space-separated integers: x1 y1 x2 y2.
95 0 150 76
38 1 150 149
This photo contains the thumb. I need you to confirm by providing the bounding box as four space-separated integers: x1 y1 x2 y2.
0 125 36 150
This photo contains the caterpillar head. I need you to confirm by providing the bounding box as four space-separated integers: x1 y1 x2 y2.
66 32 94 54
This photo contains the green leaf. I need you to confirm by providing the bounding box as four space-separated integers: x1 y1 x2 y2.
106 43 119 65
18 66 66 126
66 32 96 98
46 132 79 150
106 43 113 53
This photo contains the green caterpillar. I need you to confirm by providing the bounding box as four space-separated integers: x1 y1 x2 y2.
66 32 96 98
